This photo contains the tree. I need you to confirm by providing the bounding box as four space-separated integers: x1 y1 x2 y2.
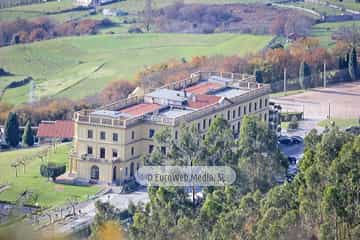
22 120 34 147
143 0 154 32
348 47 358 81
299 61 311 89
254 69 263 83
238 116 287 193
40 162 66 181
4 112 20 147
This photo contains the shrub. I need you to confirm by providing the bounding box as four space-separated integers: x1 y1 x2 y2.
40 162 66 181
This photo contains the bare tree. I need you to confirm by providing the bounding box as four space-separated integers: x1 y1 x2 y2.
67 195 80 216
11 161 20 177
333 23 360 47
143 0 154 32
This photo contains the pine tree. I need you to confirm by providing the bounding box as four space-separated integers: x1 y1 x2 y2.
299 61 311 89
4 112 20 148
22 120 34 147
348 47 358 81
254 69 263 83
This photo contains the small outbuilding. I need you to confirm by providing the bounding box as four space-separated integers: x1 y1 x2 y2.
37 120 74 144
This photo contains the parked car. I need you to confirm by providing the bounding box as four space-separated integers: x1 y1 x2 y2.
291 136 303 144
278 136 293 145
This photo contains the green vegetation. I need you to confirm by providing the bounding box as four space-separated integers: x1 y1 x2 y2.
4 112 20 147
284 1 343 15
310 21 360 47
299 61 311 89
22 120 34 147
318 117 359 128
94 121 360 240
0 144 100 207
0 0 277 23
0 33 272 104
327 0 360 11
349 47 358 81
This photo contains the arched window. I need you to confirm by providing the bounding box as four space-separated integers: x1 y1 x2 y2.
90 165 99 180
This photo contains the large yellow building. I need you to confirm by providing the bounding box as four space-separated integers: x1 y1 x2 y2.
69 72 271 184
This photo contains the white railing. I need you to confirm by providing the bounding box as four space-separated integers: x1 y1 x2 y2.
74 72 268 127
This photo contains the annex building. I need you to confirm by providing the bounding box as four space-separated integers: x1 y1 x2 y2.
69 72 271 184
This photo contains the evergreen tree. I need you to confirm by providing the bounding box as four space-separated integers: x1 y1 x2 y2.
4 112 20 148
299 61 311 89
22 120 34 147
348 47 358 81
254 69 263 83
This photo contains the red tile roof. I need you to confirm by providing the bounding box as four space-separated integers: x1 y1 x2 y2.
187 95 221 109
185 82 223 95
121 103 161 116
37 120 74 139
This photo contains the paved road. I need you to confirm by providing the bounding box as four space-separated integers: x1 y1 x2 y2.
40 188 149 235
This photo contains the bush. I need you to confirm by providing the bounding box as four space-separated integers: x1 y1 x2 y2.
128 27 143 34
40 162 66 181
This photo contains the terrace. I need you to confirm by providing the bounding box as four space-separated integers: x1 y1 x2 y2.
73 72 270 128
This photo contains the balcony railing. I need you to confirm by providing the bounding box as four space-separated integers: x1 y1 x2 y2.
73 72 270 128
76 154 122 164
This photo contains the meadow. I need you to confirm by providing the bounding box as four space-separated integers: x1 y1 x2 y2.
283 1 343 16
0 0 276 22
327 0 360 11
0 33 273 104
310 21 360 47
0 144 100 207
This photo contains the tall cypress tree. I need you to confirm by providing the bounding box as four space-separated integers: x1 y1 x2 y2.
254 69 263 83
299 61 311 89
22 120 34 147
348 47 358 81
5 112 20 147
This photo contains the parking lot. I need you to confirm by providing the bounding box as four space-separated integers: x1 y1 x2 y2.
273 82 360 120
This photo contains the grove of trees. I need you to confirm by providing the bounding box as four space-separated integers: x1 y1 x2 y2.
91 118 360 240
0 17 113 47
151 2 313 36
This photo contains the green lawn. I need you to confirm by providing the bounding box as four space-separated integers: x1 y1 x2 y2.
318 118 359 128
0 144 100 208
0 33 273 104
284 1 344 15
310 21 360 48
0 0 276 22
327 0 360 11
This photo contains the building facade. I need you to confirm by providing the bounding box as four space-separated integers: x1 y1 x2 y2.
69 72 271 184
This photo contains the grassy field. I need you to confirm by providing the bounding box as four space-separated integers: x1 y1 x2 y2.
283 1 343 15
0 33 273 104
327 0 360 11
0 144 100 207
318 118 359 128
0 0 276 22
311 21 360 47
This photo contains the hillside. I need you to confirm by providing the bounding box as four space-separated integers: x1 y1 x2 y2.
0 33 273 104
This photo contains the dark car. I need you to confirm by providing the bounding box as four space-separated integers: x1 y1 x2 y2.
278 136 293 145
291 136 303 144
